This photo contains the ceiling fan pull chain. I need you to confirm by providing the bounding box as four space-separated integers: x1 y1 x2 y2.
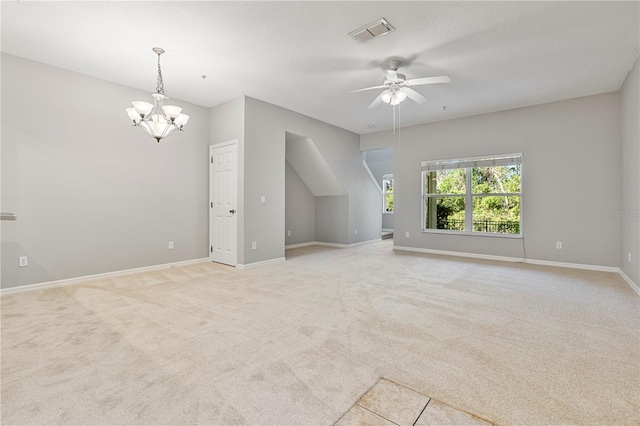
398 103 402 152
398 103 401 141
393 104 396 134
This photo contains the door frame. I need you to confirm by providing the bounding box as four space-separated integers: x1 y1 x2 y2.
209 140 238 266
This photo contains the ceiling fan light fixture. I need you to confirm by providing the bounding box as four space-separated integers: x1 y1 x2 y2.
380 90 392 104
381 89 407 106
391 90 407 105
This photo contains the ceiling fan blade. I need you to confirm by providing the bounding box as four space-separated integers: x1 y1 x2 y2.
368 92 385 109
405 75 451 86
403 87 429 105
383 70 398 81
345 85 386 94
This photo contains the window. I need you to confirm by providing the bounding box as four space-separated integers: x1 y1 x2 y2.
382 174 394 213
422 154 522 236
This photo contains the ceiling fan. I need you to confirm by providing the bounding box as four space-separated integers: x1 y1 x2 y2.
347 60 451 109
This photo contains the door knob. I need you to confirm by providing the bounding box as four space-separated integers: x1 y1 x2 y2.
229 209 236 214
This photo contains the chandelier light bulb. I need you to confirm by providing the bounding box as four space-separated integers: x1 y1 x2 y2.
149 121 167 138
132 101 153 118
174 114 190 128
125 108 142 123
162 105 182 121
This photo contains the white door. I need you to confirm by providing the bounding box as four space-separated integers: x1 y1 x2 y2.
210 141 237 266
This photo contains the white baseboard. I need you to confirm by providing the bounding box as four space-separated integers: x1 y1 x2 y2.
619 269 640 296
393 246 620 273
1 258 210 296
393 245 523 263
236 257 286 269
286 239 380 250
352 238 384 247
316 238 381 248
523 258 619 273
314 241 349 248
284 242 317 249
8 247 634 297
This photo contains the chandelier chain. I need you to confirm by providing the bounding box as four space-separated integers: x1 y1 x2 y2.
156 52 166 96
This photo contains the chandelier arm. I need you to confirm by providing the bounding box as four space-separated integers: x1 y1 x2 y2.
138 122 155 139
160 123 175 139
164 125 178 139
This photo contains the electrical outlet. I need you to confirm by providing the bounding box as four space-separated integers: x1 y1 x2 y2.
261 196 266 204
354 229 357 235
287 230 291 237
252 241 257 250
629 252 632 262
556 241 562 250
405 232 409 238
168 241 174 250
19 256 28 267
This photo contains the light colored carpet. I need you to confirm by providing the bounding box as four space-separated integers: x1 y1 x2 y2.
1 240 638 425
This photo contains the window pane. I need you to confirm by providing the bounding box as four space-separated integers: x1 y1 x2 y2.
425 196 465 231
383 176 393 213
472 196 520 234
471 165 521 194
424 169 466 195
385 193 394 212
383 178 393 193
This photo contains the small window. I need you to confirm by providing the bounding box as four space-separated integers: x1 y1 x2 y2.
422 154 522 236
383 174 394 214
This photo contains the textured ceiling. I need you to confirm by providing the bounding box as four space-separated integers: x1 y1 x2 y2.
2 1 638 135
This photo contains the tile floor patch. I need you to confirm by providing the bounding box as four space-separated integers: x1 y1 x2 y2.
335 405 397 426
415 399 492 425
356 379 429 426
336 378 495 426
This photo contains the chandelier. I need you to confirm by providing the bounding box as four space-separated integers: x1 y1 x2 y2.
125 47 189 142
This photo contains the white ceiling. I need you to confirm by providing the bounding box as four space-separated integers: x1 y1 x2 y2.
2 1 638 135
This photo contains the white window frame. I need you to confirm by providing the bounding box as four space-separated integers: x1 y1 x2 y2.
421 153 523 238
382 174 394 214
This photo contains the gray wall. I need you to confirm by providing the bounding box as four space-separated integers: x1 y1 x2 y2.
285 161 315 246
620 56 640 285
364 148 393 230
361 92 621 267
286 135 347 196
1 54 210 289
315 196 349 244
382 210 393 230
242 97 380 265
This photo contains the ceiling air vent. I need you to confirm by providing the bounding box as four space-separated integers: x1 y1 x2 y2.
348 18 395 43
